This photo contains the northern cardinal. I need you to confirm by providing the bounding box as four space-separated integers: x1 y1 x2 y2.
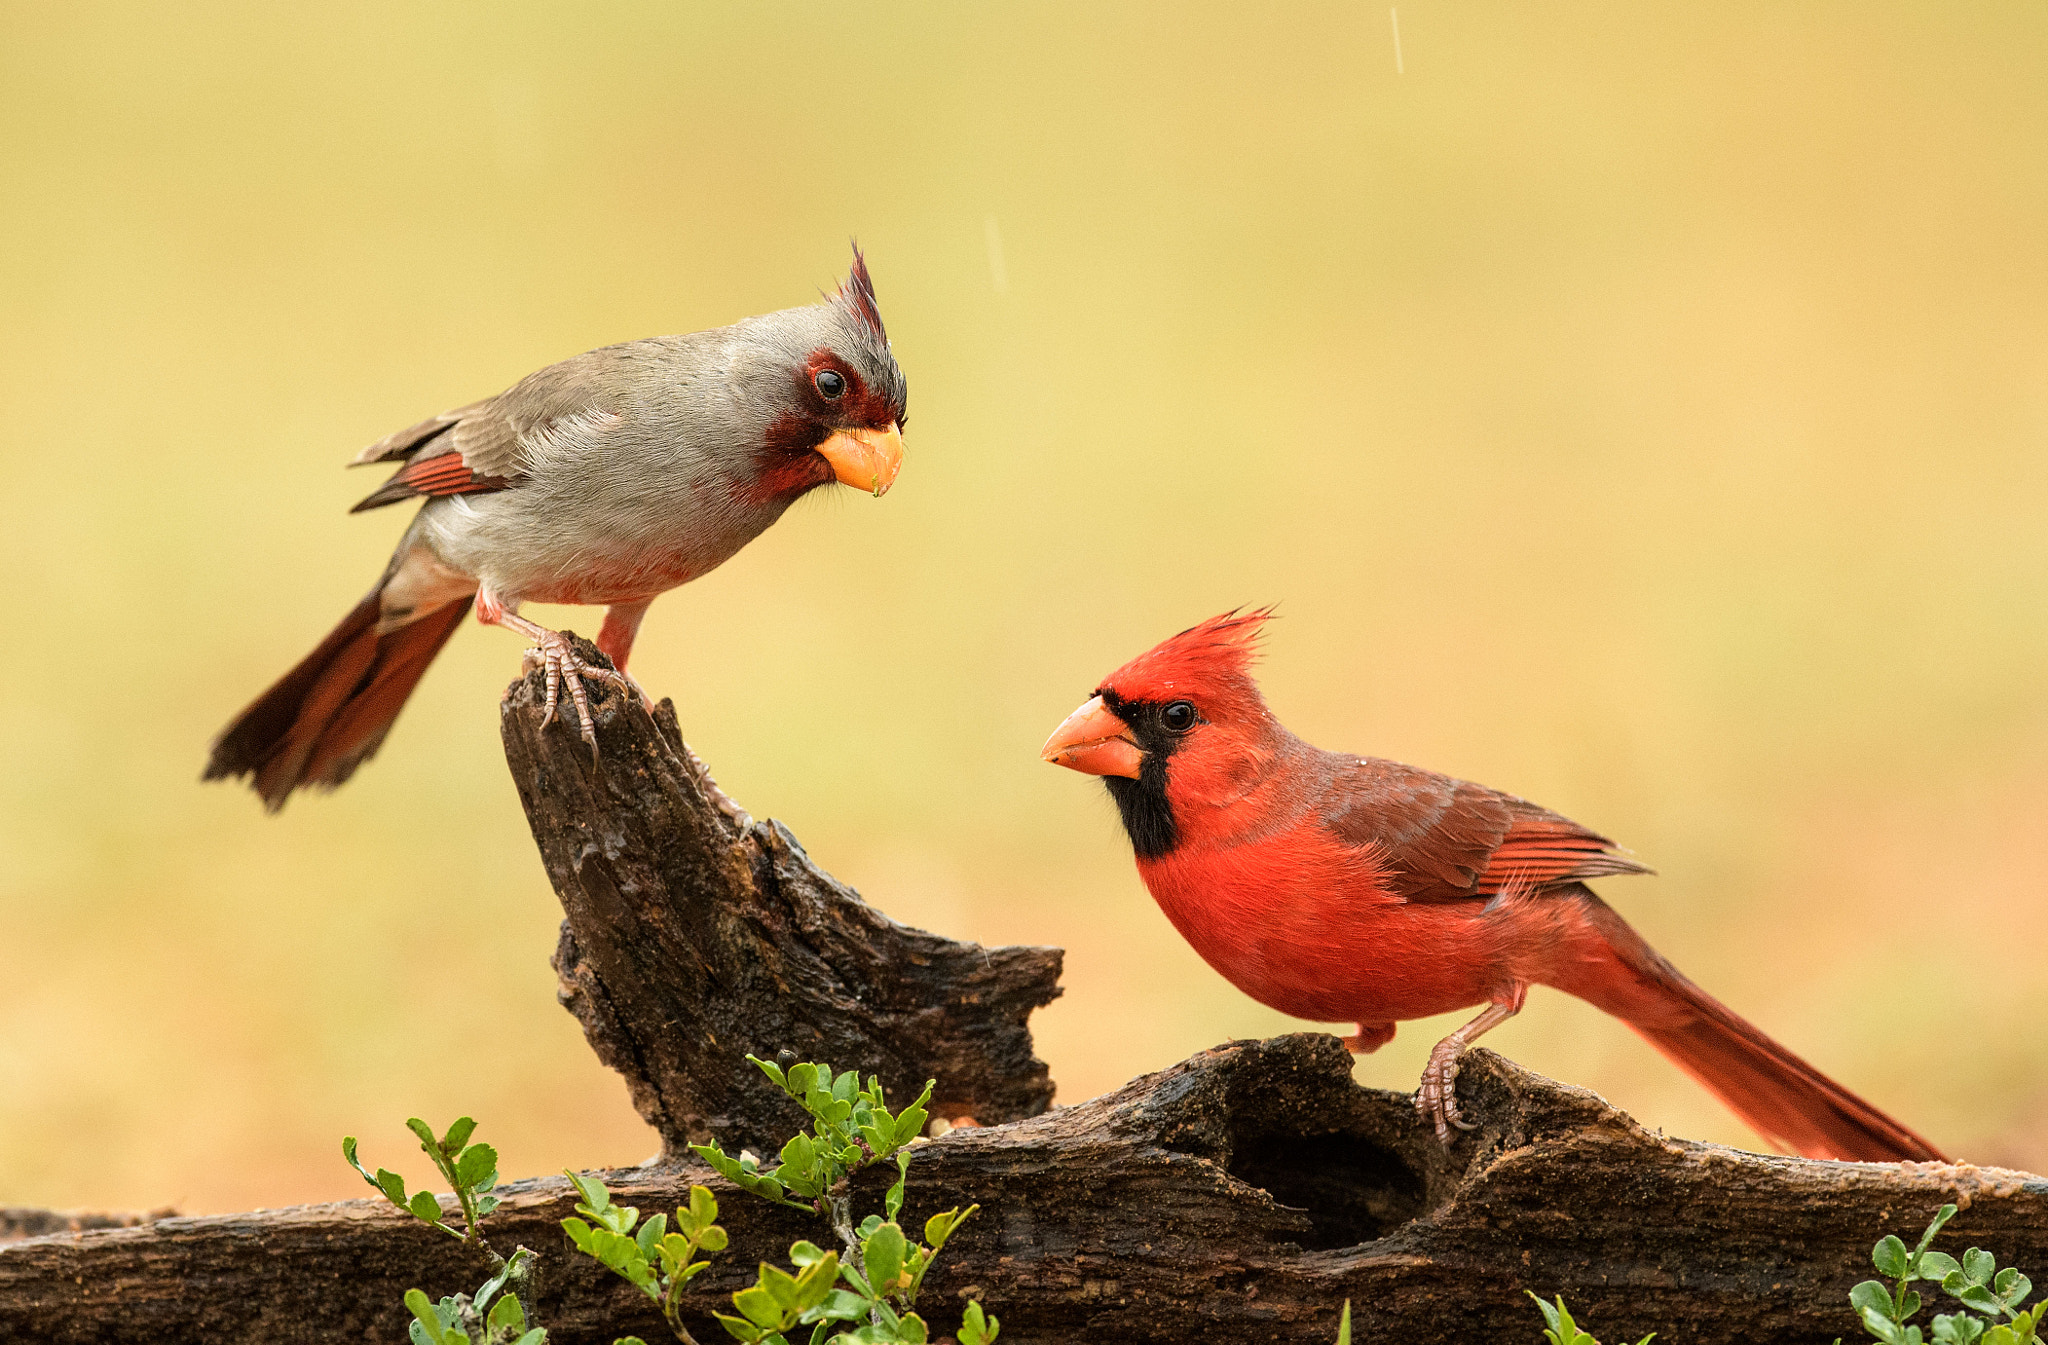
207 247 906 810
1042 609 1943 1162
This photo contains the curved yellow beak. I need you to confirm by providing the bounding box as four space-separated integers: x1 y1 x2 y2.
816 422 905 497
1041 695 1144 779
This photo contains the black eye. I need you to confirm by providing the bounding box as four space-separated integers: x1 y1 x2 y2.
815 369 846 399
1161 701 1197 732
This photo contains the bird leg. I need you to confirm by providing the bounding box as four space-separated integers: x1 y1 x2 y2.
1344 1021 1397 1054
596 599 655 710
1415 990 1525 1143
477 592 632 757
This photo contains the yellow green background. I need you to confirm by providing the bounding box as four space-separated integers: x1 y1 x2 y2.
5 2 2047 1214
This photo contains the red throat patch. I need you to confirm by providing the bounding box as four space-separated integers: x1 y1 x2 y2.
1100 608 1275 709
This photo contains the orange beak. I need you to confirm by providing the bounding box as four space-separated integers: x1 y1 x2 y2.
1041 695 1144 779
815 422 905 497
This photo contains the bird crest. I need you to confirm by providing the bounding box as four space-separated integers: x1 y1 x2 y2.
1100 607 1275 707
834 243 888 344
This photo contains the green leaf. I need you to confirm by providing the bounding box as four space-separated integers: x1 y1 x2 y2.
440 1117 477 1153
1995 1268 2032 1307
897 1311 928 1343
1854 1281 1897 1319
404 1289 453 1345
342 1137 377 1185
377 1169 410 1208
761 1263 802 1309
886 1152 910 1223
923 1205 978 1252
1916 1206 1962 1257
474 1193 501 1219
812 1289 871 1323
700 1224 730 1253
749 1055 789 1090
487 1290 527 1332
863 1222 909 1299
474 1247 532 1313
455 1143 498 1190
959 1301 998 1345
1335 1300 1350 1345
1877 1237 1913 1279
636 1212 668 1261
408 1190 443 1224
787 1064 818 1096
690 1185 720 1229
715 1311 768 1343
566 1170 611 1214
1923 1254 1965 1282
1934 1314 1988 1345
790 1241 827 1268
406 1117 439 1151
735 1284 787 1329
512 1332 546 1345
1965 1250 1999 1286
833 1070 859 1103
1954 1283 2006 1316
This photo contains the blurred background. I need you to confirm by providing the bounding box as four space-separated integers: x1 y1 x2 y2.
4 1 2047 1216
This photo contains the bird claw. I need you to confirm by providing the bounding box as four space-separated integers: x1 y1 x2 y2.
521 631 633 759
1415 1042 1478 1142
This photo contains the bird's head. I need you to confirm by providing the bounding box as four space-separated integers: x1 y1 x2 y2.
1041 608 1283 857
740 244 908 501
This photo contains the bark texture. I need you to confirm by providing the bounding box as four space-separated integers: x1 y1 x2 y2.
3 644 2041 1343
496 641 1063 1155
3 1040 2042 1344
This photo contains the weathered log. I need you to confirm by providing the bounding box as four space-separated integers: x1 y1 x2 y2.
4 644 2042 1343
2 1039 2042 1343
496 638 1063 1155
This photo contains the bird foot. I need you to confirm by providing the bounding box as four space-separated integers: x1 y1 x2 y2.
1415 1040 1479 1143
521 630 634 758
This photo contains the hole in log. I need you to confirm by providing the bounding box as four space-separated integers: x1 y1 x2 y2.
1225 1124 1429 1248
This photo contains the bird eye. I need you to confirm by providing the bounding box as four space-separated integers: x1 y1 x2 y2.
1161 701 1197 732
815 369 846 399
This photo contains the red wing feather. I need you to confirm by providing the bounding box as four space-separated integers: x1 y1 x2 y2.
350 451 514 513
1476 808 1652 894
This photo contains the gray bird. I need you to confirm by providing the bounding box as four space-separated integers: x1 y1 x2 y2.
206 247 907 811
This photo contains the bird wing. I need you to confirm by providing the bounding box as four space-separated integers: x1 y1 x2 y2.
346 348 628 513
1320 755 1649 903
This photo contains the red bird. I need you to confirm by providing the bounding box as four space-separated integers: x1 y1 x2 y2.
1041 609 1943 1162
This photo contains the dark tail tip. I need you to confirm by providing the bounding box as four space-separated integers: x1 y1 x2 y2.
205 593 470 810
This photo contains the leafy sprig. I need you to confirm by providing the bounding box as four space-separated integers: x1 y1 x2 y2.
404 1249 545 1345
565 1054 993 1345
1526 1292 1655 1345
1852 1204 2046 1345
344 1116 503 1254
562 1176 730 1344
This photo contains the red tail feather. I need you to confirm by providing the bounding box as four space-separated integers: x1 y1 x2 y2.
205 589 470 810
1575 899 1944 1162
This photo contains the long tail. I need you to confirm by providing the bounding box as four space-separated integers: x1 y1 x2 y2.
204 584 472 811
1561 889 1946 1162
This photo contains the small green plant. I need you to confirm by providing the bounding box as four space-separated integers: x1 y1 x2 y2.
345 1117 544 1341
404 1249 546 1345
565 1055 996 1345
1526 1292 1654 1345
1850 1204 2045 1345
345 1116 505 1256
562 1177 732 1344
1335 1299 1350 1343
